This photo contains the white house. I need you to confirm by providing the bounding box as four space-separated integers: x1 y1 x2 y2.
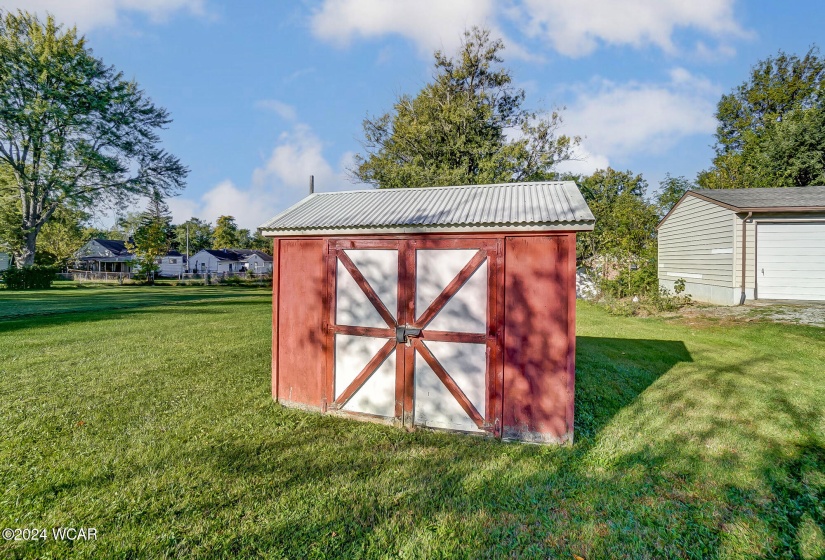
0 252 10 271
75 239 134 273
658 186 825 304
74 239 189 277
156 251 187 277
242 250 273 274
189 249 273 274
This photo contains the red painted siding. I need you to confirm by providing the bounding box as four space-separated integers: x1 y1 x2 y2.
270 231 579 443
275 238 327 409
502 234 574 443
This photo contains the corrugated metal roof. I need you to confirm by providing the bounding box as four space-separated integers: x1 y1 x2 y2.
259 181 595 235
691 186 825 210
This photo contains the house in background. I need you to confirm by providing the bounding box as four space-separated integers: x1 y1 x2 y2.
657 186 825 304
74 239 189 277
0 252 10 271
189 249 272 274
75 239 134 273
241 250 273 274
157 251 187 277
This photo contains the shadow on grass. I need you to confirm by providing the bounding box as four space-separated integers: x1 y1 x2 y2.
574 336 693 439
3 304 824 558
0 297 270 334
152 419 822 558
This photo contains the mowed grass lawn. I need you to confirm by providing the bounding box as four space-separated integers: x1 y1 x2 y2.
1 287 823 559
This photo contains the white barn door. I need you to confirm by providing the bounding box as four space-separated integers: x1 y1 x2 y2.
412 248 490 432
330 246 400 419
327 239 501 435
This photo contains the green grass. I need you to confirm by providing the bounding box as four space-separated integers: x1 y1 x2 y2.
0 284 261 319
0 289 823 558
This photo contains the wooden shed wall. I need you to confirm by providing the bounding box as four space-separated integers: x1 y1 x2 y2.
272 238 328 409
271 232 577 442
502 235 575 442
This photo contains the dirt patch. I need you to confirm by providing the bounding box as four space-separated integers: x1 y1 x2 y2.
679 300 825 328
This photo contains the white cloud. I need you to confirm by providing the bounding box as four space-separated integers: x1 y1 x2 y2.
251 124 339 192
312 0 747 59
559 69 719 161
169 124 352 230
255 99 298 121
0 0 206 31
515 0 746 57
555 145 610 177
310 0 512 56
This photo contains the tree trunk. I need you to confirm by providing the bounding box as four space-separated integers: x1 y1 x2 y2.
16 229 38 267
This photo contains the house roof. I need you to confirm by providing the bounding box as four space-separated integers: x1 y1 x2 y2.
94 238 131 255
197 248 272 262
258 181 595 236
658 186 825 229
241 249 273 262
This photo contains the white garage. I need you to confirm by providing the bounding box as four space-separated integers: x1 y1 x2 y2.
658 186 825 305
757 222 825 301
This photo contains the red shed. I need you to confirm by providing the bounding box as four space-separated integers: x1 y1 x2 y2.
259 181 595 443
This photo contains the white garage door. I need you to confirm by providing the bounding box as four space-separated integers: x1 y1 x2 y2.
757 222 825 301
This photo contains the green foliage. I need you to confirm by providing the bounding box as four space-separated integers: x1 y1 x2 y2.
654 174 694 218
700 46 825 189
598 253 658 300
174 218 213 254
577 168 659 268
218 273 272 288
0 164 22 254
127 191 172 282
1 264 57 289
212 215 239 249
352 27 579 188
35 206 90 267
0 10 188 266
114 212 145 241
248 230 271 252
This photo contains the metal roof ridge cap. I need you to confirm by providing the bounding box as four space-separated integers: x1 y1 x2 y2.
292 180 566 196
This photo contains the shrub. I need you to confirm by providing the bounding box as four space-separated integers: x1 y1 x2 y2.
217 273 273 288
1 265 58 289
597 256 658 299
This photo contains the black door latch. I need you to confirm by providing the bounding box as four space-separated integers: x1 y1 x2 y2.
395 325 422 343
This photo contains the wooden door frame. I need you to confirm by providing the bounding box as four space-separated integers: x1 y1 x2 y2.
324 236 503 436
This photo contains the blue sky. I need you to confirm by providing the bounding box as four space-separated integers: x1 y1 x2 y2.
4 1 824 228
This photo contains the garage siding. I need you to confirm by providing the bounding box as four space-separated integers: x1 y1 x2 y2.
733 215 756 291
658 196 736 288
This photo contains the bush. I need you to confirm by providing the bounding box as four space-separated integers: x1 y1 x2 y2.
1 265 58 289
217 273 273 288
598 260 657 299
596 254 692 316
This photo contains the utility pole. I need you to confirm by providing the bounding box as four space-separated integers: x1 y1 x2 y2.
186 222 190 274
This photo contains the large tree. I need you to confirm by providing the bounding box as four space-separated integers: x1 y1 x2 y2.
174 217 213 255
127 190 171 282
352 27 579 188
0 11 187 266
577 168 658 269
35 205 89 266
700 47 825 189
654 174 695 218
212 215 239 249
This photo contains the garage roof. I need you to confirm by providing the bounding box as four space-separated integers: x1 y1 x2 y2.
259 181 595 236
691 186 825 210
658 186 825 229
